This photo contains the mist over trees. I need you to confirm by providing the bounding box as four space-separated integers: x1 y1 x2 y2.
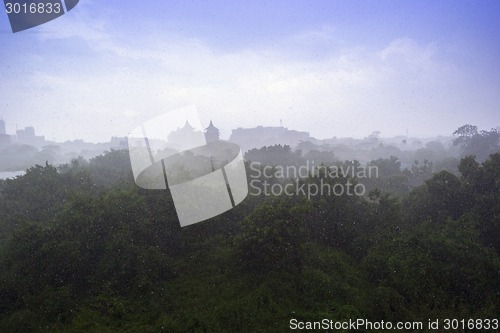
453 124 500 161
0 125 499 332
0 140 128 173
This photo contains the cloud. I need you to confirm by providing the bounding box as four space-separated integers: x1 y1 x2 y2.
3 15 496 142
36 0 106 41
379 38 436 63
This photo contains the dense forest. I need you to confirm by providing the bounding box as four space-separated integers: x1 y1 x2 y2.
0 127 499 332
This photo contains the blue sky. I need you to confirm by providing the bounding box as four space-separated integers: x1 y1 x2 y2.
1 0 499 142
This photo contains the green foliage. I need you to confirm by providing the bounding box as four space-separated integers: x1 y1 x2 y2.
459 153 500 253
0 149 499 332
406 170 467 223
363 218 500 319
367 156 401 177
245 144 303 167
236 199 311 274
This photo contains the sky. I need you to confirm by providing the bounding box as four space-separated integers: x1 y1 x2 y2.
0 0 499 142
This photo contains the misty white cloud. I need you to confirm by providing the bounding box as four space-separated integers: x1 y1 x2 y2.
2 12 498 142
37 0 107 42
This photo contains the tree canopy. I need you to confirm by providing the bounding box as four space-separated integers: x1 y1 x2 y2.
0 143 499 332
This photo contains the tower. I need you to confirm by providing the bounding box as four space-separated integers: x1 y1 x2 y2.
0 119 5 135
204 120 220 143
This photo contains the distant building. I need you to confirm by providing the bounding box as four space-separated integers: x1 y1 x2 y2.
167 120 205 151
230 125 310 152
0 119 13 146
16 126 45 146
204 120 220 143
0 119 5 135
110 136 128 150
